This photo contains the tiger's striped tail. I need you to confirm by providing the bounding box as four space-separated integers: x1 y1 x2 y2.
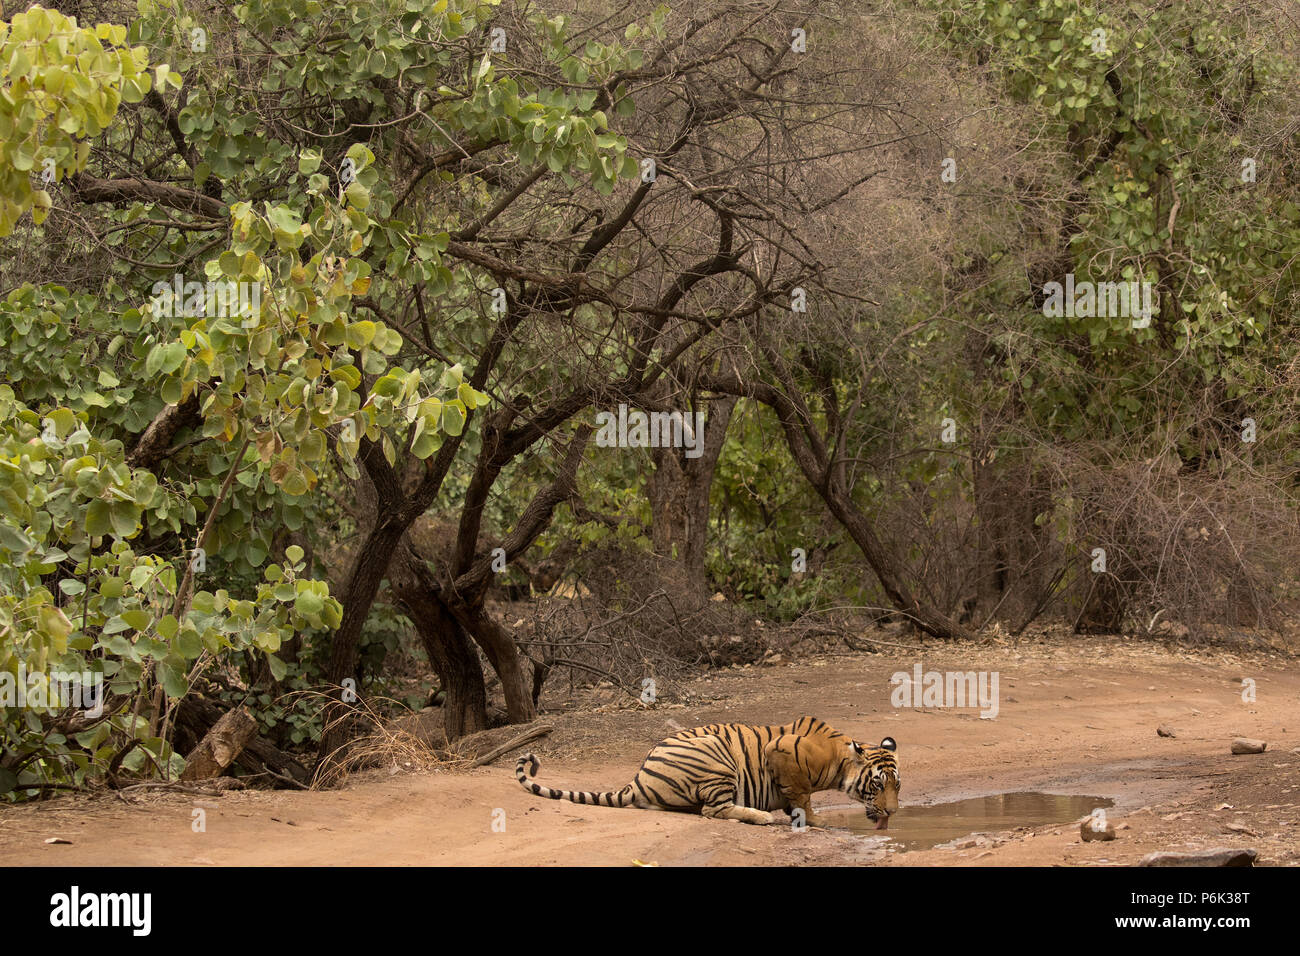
516 754 636 807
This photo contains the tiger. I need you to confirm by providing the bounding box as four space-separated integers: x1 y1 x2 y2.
516 715 900 828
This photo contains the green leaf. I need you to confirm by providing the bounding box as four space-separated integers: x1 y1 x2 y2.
440 401 465 436
85 500 112 536
176 628 202 659
294 588 324 617
345 320 377 348
146 341 186 376
109 502 138 538
267 654 287 681
156 659 189 699
281 469 309 497
411 430 441 459
121 609 152 632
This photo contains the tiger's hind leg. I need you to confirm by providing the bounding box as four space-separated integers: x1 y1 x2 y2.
701 803 775 825
692 771 774 824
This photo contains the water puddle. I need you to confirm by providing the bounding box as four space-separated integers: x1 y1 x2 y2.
830 791 1114 851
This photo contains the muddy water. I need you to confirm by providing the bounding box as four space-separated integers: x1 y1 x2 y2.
830 792 1114 851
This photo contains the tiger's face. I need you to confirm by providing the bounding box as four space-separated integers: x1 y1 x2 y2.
844 737 900 830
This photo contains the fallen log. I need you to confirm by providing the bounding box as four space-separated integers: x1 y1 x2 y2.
180 706 257 781
1139 848 1257 867
471 724 554 767
174 695 312 787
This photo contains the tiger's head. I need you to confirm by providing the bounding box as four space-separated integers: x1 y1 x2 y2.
842 737 900 830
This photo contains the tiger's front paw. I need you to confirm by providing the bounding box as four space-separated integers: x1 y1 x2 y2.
786 807 827 829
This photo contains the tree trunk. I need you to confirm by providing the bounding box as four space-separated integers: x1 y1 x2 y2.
318 514 409 762
317 424 586 762
448 601 536 724
648 392 736 586
389 542 490 739
126 392 202 470
970 421 1008 620
435 425 591 725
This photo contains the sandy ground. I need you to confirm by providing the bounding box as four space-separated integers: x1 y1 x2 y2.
3 633 1298 866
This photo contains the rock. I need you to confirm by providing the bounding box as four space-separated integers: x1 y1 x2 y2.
1224 822 1258 836
1231 738 1267 755
1140 848 1257 867
43 837 72 845
1157 725 1177 738
1080 820 1116 842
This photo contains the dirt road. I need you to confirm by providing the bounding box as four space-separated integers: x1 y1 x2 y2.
3 633 1297 866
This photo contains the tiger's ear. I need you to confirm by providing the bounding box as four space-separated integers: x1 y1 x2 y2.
880 737 897 752
851 741 866 756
